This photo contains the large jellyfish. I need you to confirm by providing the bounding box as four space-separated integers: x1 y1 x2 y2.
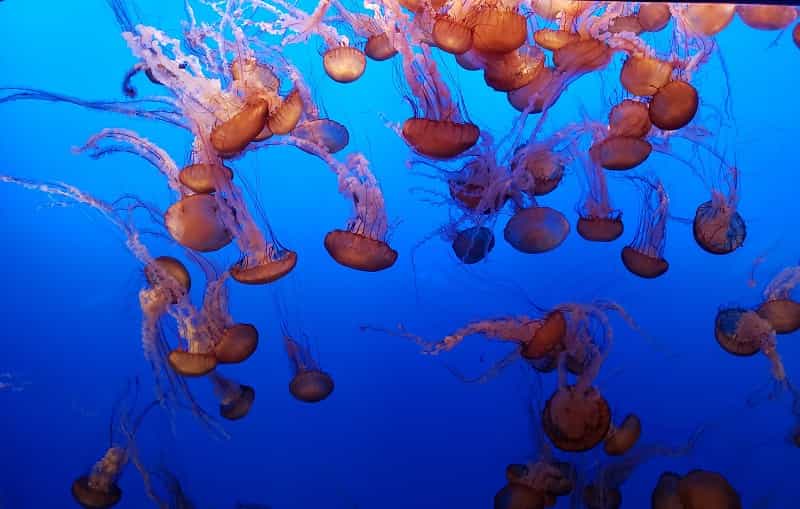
621 177 669 279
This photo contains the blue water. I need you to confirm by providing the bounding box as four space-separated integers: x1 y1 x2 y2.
0 1 799 508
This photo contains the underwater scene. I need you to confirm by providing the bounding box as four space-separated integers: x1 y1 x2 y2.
0 0 799 507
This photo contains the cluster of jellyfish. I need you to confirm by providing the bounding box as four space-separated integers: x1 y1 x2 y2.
1 0 800 507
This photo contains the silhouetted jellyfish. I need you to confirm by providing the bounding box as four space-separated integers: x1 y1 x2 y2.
451 226 495 264
677 470 742 509
693 166 746 255
542 385 611 452
737 5 797 31
758 263 800 334
577 153 623 242
652 472 683 509
649 81 699 131
432 2 473 55
482 45 546 93
603 414 641 456
501 459 575 508
494 483 544 509
638 3 671 33
504 205 570 254
209 372 256 421
621 178 669 278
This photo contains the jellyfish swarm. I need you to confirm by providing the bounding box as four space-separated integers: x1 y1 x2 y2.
209 372 256 421
693 166 745 255
652 469 742 509
283 334 334 403
621 178 669 278
757 264 800 334
329 0 398 61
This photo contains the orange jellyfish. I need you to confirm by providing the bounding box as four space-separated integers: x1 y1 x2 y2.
449 149 513 214
675 3 736 37
603 414 641 456
278 307 334 404
329 0 398 61
432 1 474 55
496 459 575 509
620 54 673 97
649 80 699 131
621 178 669 278
677 470 742 509
758 264 800 334
542 384 611 452
652 472 682 509
794 23 800 49
736 5 798 31
470 2 528 54
693 166 746 255
714 308 787 384
209 372 256 421
577 152 624 242
504 205 570 254
638 3 671 33
482 45 547 93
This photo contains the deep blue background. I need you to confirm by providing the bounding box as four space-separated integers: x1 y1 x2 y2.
1 1 799 507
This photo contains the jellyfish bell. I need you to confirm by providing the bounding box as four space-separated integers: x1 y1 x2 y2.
210 98 269 157
682 3 735 36
692 200 746 255
178 163 234 194
324 229 398 272
677 470 742 509
494 483 545 509
506 464 529 483
323 46 367 83
620 56 673 97
164 194 234 252
220 384 256 421
714 307 761 356
533 29 581 51
583 483 621 509
289 370 334 403
589 136 652 171
482 47 545 92
756 299 800 335
649 80 699 131
215 324 259 364
651 472 682 509
577 216 624 242
402 118 480 159
292 118 349 154
542 385 611 452
621 246 668 278
521 311 567 360
507 67 564 113
398 0 446 12
262 89 303 138
452 226 495 264
606 15 643 36
433 15 473 55
603 413 642 456
736 5 797 31
638 3 671 32
512 146 564 196
608 100 652 139
364 33 397 61
168 350 217 377
553 39 612 77
504 207 570 254
144 256 191 302
72 476 123 509
230 249 298 285
470 6 527 54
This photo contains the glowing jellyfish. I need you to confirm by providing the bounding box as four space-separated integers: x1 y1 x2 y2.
677 470 742 509
692 167 746 255
649 81 699 131
470 4 527 54
209 372 256 421
284 334 334 403
758 264 800 334
620 56 673 97
736 5 797 31
603 414 642 456
621 179 669 279
542 385 611 452
638 3 671 32
451 226 495 264
504 206 570 254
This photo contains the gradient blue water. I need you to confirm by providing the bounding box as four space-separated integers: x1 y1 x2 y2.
1 1 799 508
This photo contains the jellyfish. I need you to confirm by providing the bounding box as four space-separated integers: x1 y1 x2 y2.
603 413 641 456
736 5 798 31
621 178 669 278
668 470 742 509
675 4 736 37
692 166 746 255
649 80 699 131
652 472 683 509
542 384 611 453
758 263 800 334
510 143 566 198
430 0 474 55
713 308 787 384
503 205 570 254
482 45 547 93
469 1 528 54
576 153 623 242
794 23 800 49
637 3 671 33
329 0 398 61
209 372 256 421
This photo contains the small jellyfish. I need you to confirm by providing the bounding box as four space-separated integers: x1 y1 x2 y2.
504 206 570 254
649 81 699 131
451 226 495 264
677 470 742 509
209 372 256 421
511 144 565 197
692 166 746 255
638 3 671 32
329 0 397 61
603 414 642 456
621 178 669 278
542 385 611 452
714 307 761 356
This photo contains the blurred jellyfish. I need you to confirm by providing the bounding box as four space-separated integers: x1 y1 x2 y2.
0 372 28 393
794 23 800 49
758 263 800 334
209 372 256 421
653 469 742 509
693 166 745 255
603 413 641 456
736 5 798 31
621 178 669 278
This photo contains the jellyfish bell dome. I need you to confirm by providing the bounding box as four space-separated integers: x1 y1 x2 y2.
714 307 761 356
621 246 669 279
756 299 800 334
470 6 527 54
323 46 367 83
637 3 671 32
164 194 234 252
494 482 545 509
553 39 612 76
215 323 259 364
452 226 495 264
620 56 673 97
179 163 234 194
533 29 581 51
292 119 349 154
433 15 473 55
401 118 480 159
736 5 797 31
512 147 564 196
289 370 334 403
677 470 742 509
507 67 563 114
365 33 397 61
608 100 652 139
144 256 191 302
230 249 298 285
210 99 269 157
72 476 122 509
649 80 699 131
606 15 643 36
542 385 611 452
168 350 218 377
684 4 736 36
262 89 303 138
504 207 570 254
603 413 642 456
589 136 652 171
324 230 398 272
692 201 746 255
577 216 624 242
521 311 566 360
583 484 621 509
651 472 682 509
220 384 256 421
